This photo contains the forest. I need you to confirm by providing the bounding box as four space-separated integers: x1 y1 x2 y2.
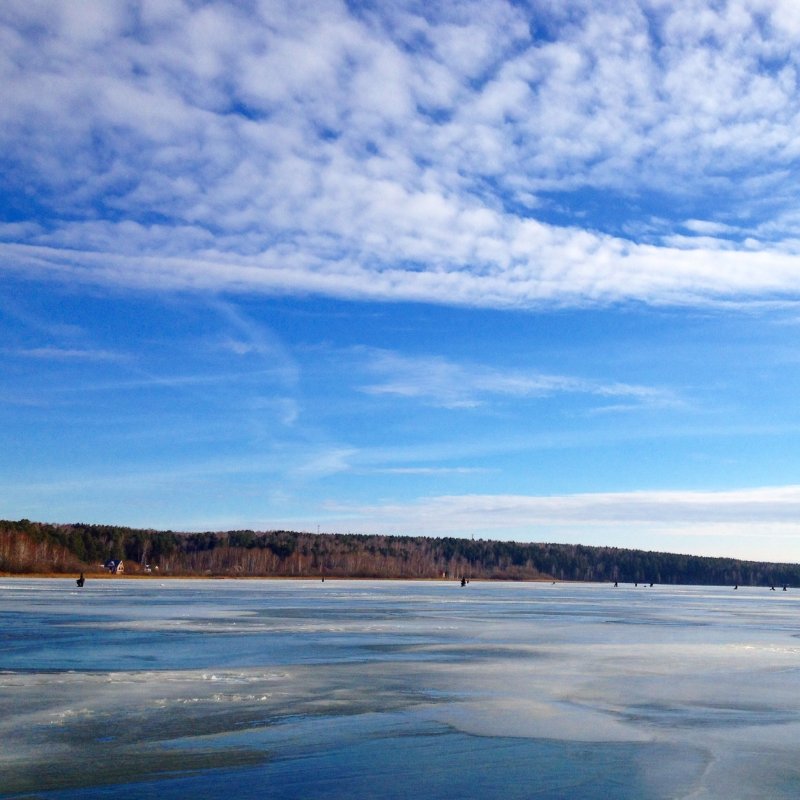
1 518 799 586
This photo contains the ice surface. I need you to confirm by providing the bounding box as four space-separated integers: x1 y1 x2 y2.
1 579 799 798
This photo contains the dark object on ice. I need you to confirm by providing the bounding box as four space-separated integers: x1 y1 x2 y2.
734 584 738 590
76 573 85 588
783 585 788 591
461 577 466 587
771 585 776 591
613 581 618 587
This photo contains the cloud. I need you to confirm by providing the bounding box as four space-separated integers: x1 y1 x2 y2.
321 485 800 557
357 348 679 410
4 1 800 308
208 300 300 385
292 447 358 479
5 234 800 311
9 346 125 362
375 466 490 475
682 219 741 236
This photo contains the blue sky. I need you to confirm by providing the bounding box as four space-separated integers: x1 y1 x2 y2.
5 0 800 561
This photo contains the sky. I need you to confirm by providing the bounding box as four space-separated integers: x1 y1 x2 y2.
5 0 800 561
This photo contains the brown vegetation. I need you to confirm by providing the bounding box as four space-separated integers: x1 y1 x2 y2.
1 518 799 586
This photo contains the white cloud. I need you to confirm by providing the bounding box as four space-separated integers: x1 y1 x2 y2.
357 348 678 410
375 466 490 475
9 347 125 362
209 300 300 384
292 447 357 479
5 227 800 310
682 219 741 236
319 485 800 560
4 1 800 308
473 485 800 524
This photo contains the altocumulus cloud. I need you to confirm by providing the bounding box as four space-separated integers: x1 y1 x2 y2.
4 0 800 307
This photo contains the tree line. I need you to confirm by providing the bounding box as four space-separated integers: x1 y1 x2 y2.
1 518 799 586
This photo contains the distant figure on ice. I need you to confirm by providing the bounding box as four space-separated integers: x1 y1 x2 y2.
461 577 466 587
613 581 618 587
784 585 788 591
76 573 85 588
734 584 738 590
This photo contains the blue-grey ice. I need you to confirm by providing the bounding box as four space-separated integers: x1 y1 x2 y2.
1 579 799 798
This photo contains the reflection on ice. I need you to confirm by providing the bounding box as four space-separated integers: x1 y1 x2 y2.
1 579 800 798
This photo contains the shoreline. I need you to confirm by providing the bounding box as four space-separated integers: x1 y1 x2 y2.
0 571 550 582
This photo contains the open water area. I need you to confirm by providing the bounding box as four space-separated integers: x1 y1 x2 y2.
1 578 800 799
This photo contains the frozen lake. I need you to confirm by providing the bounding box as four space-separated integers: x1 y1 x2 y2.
1 578 799 798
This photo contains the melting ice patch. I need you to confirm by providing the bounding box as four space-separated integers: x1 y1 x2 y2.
1 580 800 798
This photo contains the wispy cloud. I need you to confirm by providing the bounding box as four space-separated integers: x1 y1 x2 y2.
321 485 800 558
357 348 678 410
375 466 490 475
208 300 300 384
4 2 800 308
9 346 125 362
406 486 800 525
292 447 358 479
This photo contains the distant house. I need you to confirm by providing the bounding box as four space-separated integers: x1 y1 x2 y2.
105 559 124 574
